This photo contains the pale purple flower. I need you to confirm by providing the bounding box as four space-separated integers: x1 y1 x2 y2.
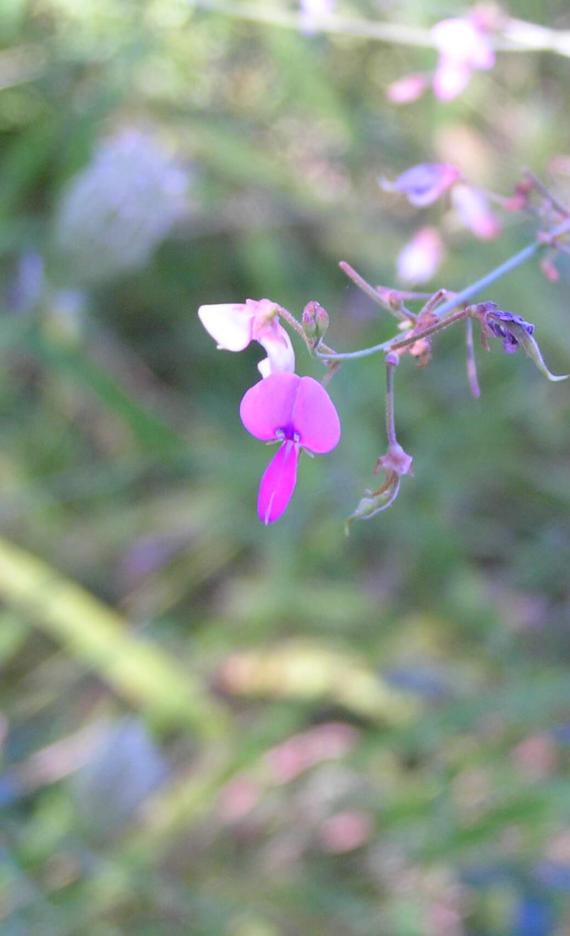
318 811 372 854
382 163 460 207
397 226 445 284
240 372 341 524
198 298 295 377
55 129 189 282
432 15 495 101
266 722 358 784
300 0 334 33
386 73 429 105
451 184 500 240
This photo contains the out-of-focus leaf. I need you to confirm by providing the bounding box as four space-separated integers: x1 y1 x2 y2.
218 640 418 723
0 536 227 737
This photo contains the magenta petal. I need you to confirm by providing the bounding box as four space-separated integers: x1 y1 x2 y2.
257 442 299 525
291 377 341 454
240 373 300 441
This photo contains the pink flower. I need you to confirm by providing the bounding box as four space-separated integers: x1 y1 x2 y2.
198 298 295 377
240 372 341 525
382 163 460 207
300 0 334 34
432 16 495 101
451 184 500 240
397 226 445 284
318 811 372 854
386 73 429 105
266 722 358 784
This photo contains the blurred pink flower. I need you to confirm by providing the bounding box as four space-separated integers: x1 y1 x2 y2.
386 73 429 104
300 0 334 33
382 163 460 207
198 298 295 377
266 722 359 784
240 373 341 524
318 810 372 853
511 734 558 782
432 15 495 101
397 226 445 284
451 184 500 240
218 776 261 824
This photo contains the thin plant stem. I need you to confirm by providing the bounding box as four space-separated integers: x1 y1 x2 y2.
189 1 570 59
465 317 481 399
339 262 414 322
385 362 397 447
524 170 570 218
390 308 468 351
316 222 570 363
316 307 468 361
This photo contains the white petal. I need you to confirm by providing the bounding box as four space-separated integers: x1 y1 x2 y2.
257 327 296 376
198 303 253 351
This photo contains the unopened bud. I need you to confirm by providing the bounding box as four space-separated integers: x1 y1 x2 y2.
376 443 414 477
302 301 330 343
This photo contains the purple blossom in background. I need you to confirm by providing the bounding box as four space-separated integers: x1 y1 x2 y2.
6 252 44 314
388 8 497 105
397 226 445 284
382 163 460 207
240 373 341 524
432 14 495 101
300 0 334 34
55 129 189 283
451 184 501 240
386 73 430 104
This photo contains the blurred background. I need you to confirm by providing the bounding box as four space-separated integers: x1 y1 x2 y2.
1 1 570 933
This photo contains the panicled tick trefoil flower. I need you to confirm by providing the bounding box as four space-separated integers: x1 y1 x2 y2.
397 226 446 284
299 0 334 34
388 9 497 105
381 163 460 207
386 73 430 104
432 14 495 101
198 298 295 377
451 184 500 240
240 373 341 524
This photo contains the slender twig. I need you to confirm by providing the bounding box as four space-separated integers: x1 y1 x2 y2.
189 1 570 59
390 308 468 352
465 317 481 399
317 217 570 362
385 360 397 447
339 262 414 322
524 170 570 219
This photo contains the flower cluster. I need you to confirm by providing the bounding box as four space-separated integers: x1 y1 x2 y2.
199 299 341 524
198 170 569 528
382 162 500 285
387 8 497 104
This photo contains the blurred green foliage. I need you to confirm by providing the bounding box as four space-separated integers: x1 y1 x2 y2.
0 1 570 933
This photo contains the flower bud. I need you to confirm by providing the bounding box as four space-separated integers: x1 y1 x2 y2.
471 302 569 382
376 443 414 477
302 301 330 344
